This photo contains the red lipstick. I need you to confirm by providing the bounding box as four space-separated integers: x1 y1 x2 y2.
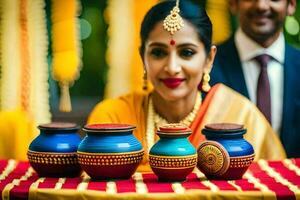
162 78 185 89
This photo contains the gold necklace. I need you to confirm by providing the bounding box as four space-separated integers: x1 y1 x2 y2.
146 92 202 152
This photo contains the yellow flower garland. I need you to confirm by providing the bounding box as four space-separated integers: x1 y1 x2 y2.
0 0 50 159
51 0 82 112
105 0 157 99
0 0 50 122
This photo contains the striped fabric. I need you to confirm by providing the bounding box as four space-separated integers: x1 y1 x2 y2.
0 159 299 200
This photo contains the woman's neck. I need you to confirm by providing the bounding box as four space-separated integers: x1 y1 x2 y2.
151 90 199 123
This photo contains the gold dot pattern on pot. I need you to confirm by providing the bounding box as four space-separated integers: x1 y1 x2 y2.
77 150 144 166
27 151 78 165
149 154 197 168
229 154 255 168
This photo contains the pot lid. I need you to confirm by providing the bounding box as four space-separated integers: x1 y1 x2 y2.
38 122 79 131
83 123 136 132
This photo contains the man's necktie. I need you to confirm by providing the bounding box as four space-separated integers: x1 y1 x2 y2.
255 54 272 124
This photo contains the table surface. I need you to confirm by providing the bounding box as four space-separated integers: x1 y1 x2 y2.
0 159 299 200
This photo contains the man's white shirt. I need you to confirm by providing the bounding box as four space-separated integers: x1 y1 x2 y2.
234 28 284 134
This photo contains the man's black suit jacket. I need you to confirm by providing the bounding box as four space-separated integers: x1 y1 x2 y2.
211 37 300 158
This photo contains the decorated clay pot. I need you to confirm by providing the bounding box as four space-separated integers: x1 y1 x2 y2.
27 122 81 177
197 123 255 180
149 124 197 182
77 124 144 180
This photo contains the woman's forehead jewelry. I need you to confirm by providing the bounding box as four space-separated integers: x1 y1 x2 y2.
163 0 184 35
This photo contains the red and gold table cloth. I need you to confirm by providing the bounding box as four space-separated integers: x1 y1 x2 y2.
0 159 299 200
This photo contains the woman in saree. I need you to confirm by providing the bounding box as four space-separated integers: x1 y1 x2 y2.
88 0 286 171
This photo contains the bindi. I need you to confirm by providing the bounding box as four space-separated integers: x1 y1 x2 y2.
170 39 176 45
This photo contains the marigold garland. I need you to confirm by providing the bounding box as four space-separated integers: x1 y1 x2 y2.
0 0 21 110
51 0 82 112
0 0 50 159
27 0 51 123
105 0 134 98
0 0 50 122
105 0 157 99
19 0 30 112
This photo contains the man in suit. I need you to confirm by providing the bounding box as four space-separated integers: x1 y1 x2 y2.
211 0 300 157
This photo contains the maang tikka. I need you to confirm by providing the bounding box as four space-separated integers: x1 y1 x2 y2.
163 0 184 45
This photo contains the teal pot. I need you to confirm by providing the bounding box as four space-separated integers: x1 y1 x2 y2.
149 124 197 182
77 123 144 180
197 123 255 180
27 122 81 177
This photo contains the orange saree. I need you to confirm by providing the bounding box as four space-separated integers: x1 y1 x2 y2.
189 84 285 160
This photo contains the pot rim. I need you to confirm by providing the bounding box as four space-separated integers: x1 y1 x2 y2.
204 123 244 133
83 123 136 132
156 130 192 137
202 128 247 137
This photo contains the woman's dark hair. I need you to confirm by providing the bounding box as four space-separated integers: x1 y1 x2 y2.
140 0 212 57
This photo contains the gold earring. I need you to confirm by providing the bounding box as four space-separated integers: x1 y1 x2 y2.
143 70 148 91
202 72 211 92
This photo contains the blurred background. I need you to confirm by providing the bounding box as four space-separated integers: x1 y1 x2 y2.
51 0 300 124
1 0 300 128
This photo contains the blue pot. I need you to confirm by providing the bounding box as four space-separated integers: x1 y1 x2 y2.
149 124 197 182
77 124 144 180
150 131 196 156
27 122 82 177
197 123 255 180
